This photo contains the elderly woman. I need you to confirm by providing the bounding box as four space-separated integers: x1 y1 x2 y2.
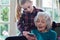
31 12 57 40
23 12 57 40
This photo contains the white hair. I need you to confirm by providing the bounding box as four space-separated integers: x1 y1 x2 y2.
34 12 52 30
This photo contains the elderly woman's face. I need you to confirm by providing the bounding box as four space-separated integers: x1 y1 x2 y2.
35 16 47 32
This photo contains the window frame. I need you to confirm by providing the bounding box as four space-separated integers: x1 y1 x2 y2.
0 0 17 39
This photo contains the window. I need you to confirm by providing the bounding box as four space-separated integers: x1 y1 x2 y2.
0 0 10 40
31 0 36 6
42 0 60 23
0 0 17 40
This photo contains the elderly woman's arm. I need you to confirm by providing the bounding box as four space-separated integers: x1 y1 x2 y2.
50 31 57 40
31 29 44 40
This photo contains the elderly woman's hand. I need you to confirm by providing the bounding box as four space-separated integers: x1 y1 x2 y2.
23 31 37 40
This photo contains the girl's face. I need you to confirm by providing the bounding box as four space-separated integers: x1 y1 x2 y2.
21 2 33 13
35 16 47 32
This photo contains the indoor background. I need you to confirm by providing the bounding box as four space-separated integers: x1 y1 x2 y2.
0 0 60 40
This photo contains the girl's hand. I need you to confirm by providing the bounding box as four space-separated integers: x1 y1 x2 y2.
23 31 30 36
23 31 37 40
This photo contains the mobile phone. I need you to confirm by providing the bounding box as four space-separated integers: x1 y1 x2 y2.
28 33 34 37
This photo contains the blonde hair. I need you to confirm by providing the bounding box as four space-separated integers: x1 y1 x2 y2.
21 0 32 5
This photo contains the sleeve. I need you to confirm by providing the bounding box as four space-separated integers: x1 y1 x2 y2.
31 30 43 40
38 8 44 12
17 14 24 33
39 9 44 12
50 31 57 40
